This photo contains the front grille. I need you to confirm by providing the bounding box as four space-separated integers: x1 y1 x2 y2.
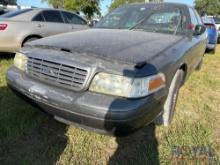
26 57 88 91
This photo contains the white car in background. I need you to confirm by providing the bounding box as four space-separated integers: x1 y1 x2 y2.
0 4 19 15
0 8 89 53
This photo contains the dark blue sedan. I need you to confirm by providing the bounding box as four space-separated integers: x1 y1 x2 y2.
202 17 218 53
6 3 207 135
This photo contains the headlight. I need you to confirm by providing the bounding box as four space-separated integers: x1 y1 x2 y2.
89 72 166 98
14 52 28 71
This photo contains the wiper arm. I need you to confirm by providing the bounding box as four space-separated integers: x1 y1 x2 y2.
129 12 153 30
174 16 182 35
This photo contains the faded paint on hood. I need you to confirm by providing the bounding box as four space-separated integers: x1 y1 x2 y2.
26 29 184 65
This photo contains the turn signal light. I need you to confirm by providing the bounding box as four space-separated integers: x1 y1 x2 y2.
149 74 166 92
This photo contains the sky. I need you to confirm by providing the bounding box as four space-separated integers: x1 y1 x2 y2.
17 0 194 15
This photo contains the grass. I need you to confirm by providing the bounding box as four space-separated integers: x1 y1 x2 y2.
0 48 220 165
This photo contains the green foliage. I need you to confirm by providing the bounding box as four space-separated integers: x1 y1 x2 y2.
0 0 17 5
41 0 64 8
108 0 145 12
64 0 101 20
42 0 101 21
64 0 80 11
194 0 220 15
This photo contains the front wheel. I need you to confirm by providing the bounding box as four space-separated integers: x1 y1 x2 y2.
154 70 184 126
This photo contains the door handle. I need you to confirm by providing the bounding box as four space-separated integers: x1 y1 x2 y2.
37 24 43 28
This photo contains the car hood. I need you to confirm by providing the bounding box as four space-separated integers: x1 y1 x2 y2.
27 29 183 65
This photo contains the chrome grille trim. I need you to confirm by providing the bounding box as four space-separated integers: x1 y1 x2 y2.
26 57 89 91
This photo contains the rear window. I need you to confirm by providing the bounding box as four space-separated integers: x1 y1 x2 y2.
202 17 215 25
61 11 87 25
32 13 45 22
0 9 32 18
213 17 220 24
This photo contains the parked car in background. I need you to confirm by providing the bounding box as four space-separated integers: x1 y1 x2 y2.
90 18 100 26
0 8 88 53
213 16 220 42
0 4 19 15
0 7 5 15
202 17 218 53
7 3 207 135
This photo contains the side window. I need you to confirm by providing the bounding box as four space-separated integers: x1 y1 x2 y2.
32 13 45 22
189 8 198 25
62 11 86 25
42 10 64 23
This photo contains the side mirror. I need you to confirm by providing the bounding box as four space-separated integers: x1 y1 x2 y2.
194 24 206 36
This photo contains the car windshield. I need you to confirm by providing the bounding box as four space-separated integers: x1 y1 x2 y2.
0 9 32 18
95 5 185 35
213 17 220 24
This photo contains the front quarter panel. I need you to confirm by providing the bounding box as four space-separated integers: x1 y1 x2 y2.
147 33 206 90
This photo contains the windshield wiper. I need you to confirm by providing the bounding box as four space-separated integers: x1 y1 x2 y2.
129 12 153 30
129 13 182 35
174 16 182 35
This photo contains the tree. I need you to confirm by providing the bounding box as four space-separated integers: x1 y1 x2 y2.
194 0 220 16
108 0 145 12
42 0 101 21
41 0 64 8
108 0 163 12
64 0 101 21
0 0 17 5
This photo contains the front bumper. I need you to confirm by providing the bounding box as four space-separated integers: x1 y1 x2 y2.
6 67 167 135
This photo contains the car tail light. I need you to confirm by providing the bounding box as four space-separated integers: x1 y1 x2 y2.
205 24 216 30
0 24 8 30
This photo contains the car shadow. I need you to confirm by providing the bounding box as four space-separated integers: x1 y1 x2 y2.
106 65 161 165
0 52 15 59
0 86 68 165
108 124 159 165
0 86 160 165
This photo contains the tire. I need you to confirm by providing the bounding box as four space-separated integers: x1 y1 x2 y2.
154 70 184 126
22 37 40 46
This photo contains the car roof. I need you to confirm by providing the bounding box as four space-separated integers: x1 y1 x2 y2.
32 8 78 15
122 2 190 8
1 8 87 22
